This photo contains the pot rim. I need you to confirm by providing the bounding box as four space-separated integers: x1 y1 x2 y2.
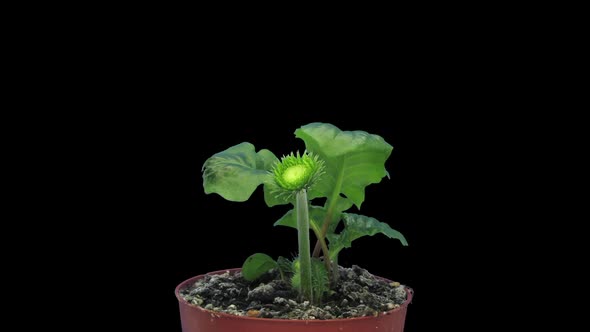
175 268 413 324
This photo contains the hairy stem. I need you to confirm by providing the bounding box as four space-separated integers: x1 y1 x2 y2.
296 189 313 303
331 257 339 283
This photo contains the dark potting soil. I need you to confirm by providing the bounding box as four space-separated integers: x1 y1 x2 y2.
180 265 408 320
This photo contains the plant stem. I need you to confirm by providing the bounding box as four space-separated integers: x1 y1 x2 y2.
310 219 333 277
331 257 339 283
312 202 336 258
279 269 285 282
312 163 345 258
296 189 313 303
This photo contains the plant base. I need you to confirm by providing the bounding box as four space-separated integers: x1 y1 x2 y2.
175 268 413 332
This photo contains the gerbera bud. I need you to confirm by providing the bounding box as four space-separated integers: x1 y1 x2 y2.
271 151 325 198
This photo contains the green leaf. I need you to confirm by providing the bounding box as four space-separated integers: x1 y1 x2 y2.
273 200 354 237
291 257 329 304
256 149 278 171
290 258 300 290
242 253 278 281
277 256 293 273
310 258 329 304
273 206 296 228
274 205 326 231
328 213 408 260
277 256 293 282
202 142 277 202
263 183 293 207
295 123 393 209
324 196 354 234
333 196 354 212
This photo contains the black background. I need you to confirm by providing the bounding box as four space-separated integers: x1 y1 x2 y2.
17 12 530 331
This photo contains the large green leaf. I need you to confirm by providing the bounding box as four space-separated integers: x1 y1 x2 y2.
242 253 278 281
295 123 393 209
327 213 408 260
202 142 277 202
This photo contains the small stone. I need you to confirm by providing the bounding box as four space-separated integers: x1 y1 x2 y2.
359 275 374 286
347 270 356 279
393 286 406 302
341 299 349 306
204 304 213 309
386 302 401 310
390 281 401 287
259 311 274 318
302 301 310 308
247 283 275 302
227 304 237 310
274 297 287 305
208 275 222 284
247 310 260 317
288 299 298 306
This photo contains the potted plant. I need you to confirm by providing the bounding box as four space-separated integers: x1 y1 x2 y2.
175 122 413 331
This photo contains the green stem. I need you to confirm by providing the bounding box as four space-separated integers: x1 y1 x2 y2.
278 269 285 283
312 197 338 258
331 256 339 283
312 162 345 258
310 219 333 277
296 189 313 303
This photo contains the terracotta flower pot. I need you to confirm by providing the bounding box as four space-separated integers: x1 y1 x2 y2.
175 268 413 332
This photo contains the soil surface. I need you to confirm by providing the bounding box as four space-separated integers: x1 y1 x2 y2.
180 265 408 320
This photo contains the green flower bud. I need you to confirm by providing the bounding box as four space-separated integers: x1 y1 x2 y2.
271 151 325 198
